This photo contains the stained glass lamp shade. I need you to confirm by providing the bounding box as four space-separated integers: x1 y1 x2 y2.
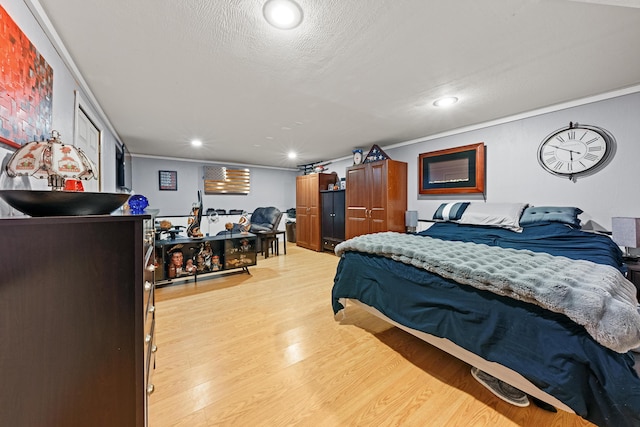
5 131 96 190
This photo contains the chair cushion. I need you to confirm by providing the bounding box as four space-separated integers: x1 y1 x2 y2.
249 207 282 232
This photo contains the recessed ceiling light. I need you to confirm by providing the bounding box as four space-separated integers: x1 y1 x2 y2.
433 96 459 107
263 0 303 30
191 139 203 147
288 151 297 159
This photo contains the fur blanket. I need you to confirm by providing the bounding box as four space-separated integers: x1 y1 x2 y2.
335 232 640 353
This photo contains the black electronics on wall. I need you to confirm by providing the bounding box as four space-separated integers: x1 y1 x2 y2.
116 144 132 191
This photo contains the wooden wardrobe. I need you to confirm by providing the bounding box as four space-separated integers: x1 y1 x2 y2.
345 159 407 239
296 173 336 251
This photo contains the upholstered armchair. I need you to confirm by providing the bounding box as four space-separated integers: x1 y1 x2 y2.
248 207 283 255
248 207 283 233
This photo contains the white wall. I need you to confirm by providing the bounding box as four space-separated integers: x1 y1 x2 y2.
0 0 123 216
132 91 640 229
323 91 640 230
131 156 297 216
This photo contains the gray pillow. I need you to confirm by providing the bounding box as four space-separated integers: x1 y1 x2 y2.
458 203 528 231
519 206 582 228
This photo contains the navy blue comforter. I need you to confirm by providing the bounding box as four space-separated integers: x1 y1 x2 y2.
332 222 640 427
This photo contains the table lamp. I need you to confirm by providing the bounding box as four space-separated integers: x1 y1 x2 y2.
405 210 418 233
611 217 640 260
5 130 96 190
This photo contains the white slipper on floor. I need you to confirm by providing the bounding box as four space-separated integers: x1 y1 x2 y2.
471 367 530 407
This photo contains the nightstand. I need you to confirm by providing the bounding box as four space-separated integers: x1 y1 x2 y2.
625 260 640 300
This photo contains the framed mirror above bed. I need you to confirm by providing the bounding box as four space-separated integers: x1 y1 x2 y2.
419 142 485 195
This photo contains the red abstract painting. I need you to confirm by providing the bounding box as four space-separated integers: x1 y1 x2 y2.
0 5 53 149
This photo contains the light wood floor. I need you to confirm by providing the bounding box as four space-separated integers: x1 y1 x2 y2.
148 243 594 427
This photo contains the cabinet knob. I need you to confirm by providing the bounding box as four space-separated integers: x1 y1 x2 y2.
151 344 158 353
149 305 155 313
145 334 152 344
147 384 155 395
144 281 153 291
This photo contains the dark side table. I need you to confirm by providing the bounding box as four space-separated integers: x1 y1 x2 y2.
255 230 287 258
624 260 640 300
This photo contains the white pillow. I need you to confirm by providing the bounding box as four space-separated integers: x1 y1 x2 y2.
459 203 528 231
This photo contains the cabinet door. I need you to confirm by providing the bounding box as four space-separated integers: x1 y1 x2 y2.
368 161 388 234
296 175 312 248
321 191 334 239
345 164 369 239
308 180 322 250
333 190 346 240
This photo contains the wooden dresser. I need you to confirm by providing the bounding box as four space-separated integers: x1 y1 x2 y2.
0 214 155 427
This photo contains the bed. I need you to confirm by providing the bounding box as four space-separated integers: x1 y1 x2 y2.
331 203 640 427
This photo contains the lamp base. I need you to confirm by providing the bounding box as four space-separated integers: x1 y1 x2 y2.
623 247 639 262
48 174 65 190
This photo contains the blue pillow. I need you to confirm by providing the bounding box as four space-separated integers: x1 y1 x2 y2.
433 202 470 221
519 206 583 228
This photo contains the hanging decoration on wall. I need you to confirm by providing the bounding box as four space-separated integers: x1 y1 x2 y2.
203 165 250 194
537 122 615 182
363 144 391 163
0 5 53 148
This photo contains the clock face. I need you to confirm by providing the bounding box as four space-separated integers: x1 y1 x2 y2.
537 124 613 178
353 151 363 165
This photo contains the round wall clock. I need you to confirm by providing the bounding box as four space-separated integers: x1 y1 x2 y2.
352 149 363 165
537 122 615 180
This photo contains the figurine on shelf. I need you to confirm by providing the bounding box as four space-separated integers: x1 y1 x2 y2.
185 259 196 274
211 255 221 271
225 222 234 236
187 190 204 238
238 212 251 234
167 246 184 278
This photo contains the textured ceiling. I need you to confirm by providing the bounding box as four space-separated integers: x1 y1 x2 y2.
34 0 640 169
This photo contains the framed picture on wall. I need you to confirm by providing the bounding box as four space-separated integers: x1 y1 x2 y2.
159 170 178 191
419 143 485 195
0 5 53 148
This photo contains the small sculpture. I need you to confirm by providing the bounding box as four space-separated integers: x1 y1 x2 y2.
187 191 204 238
238 212 251 234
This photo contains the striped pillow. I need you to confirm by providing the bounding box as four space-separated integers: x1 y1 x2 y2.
433 202 470 221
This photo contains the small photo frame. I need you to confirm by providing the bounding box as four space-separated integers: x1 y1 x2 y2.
159 170 178 191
